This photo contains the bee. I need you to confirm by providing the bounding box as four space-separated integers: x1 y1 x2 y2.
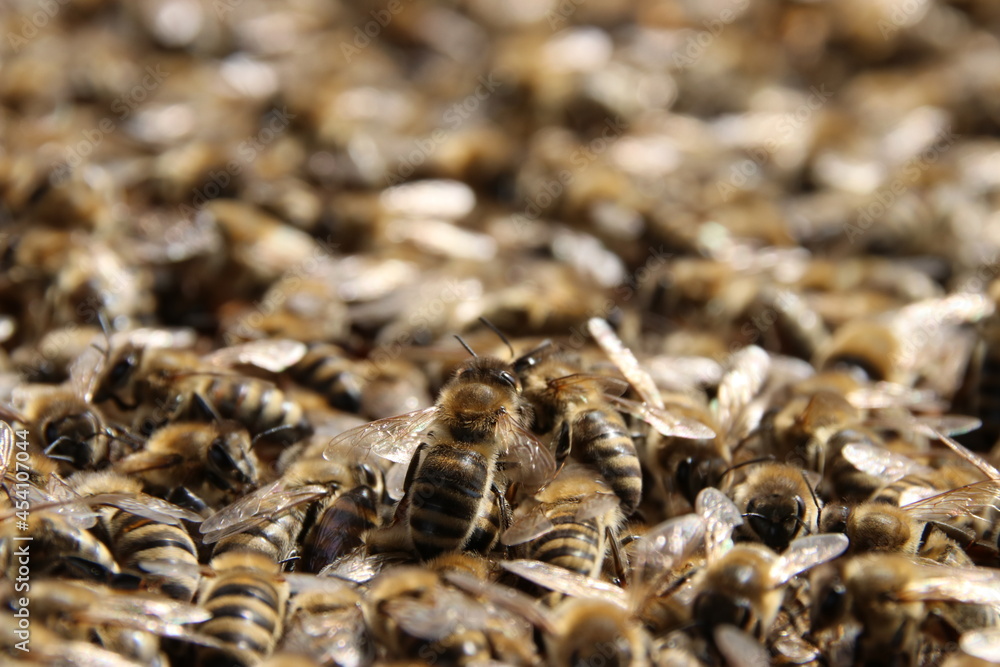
92 338 312 445
546 598 651 667
287 343 366 414
811 554 1000 667
327 347 555 561
357 357 433 421
501 462 623 579
115 420 260 510
198 550 291 667
277 575 373 667
691 534 848 640
727 462 821 553
0 510 120 583
68 470 205 600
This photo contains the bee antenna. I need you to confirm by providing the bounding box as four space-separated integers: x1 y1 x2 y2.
454 335 477 358
478 317 515 359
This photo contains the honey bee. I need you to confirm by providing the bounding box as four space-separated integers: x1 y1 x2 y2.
92 337 312 445
68 470 205 601
115 420 260 509
727 462 821 553
277 575 373 667
501 462 623 579
287 343 366 413
198 550 291 667
811 554 1000 667
691 534 848 640
0 510 120 583
326 349 555 561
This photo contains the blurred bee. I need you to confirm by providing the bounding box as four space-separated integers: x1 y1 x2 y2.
6 577 217 667
68 470 205 600
198 550 291 667
727 462 821 553
363 562 542 667
92 337 312 444
327 346 555 561
0 510 121 583
546 598 651 667
501 462 623 579
115 420 260 510
277 575 373 667
357 358 433 421
811 554 1000 667
691 534 848 641
287 343 365 414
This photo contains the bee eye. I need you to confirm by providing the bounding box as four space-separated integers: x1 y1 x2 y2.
498 371 517 388
207 441 237 472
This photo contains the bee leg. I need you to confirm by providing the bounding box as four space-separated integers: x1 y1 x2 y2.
390 443 427 524
192 392 224 423
496 482 513 558
607 526 627 588
554 420 573 463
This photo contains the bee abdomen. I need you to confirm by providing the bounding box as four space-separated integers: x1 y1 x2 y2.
289 346 364 412
575 410 642 514
407 447 491 559
212 509 305 563
110 512 199 600
201 576 286 663
205 378 309 443
532 512 602 575
303 485 381 572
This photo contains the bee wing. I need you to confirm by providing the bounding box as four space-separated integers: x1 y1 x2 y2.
630 514 706 587
841 441 933 483
0 419 12 482
715 345 770 433
112 327 198 350
550 373 630 397
324 406 440 464
84 493 204 526
499 417 556 493
105 593 212 625
42 640 147 667
199 480 327 543
70 342 105 402
203 339 308 372
960 627 1000 662
606 395 717 439
385 589 488 641
501 511 555 546
921 428 1000 481
443 570 555 634
385 461 408 501
284 572 357 595
901 563 1000 605
318 550 383 584
695 487 743 561
772 534 849 585
588 317 663 409
848 382 943 411
575 492 621 522
501 559 630 609
902 480 1000 524
714 625 772 667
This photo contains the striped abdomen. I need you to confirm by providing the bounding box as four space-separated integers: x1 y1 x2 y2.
212 506 307 564
529 504 604 577
302 485 381 573
572 409 641 515
109 510 199 601
406 446 496 560
200 376 311 443
200 552 289 666
288 344 364 413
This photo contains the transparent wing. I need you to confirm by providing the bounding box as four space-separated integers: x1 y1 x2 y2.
902 480 1000 524
960 627 1000 662
550 373 629 398
902 563 1000 606
772 534 849 585
847 382 943 411
499 416 556 493
716 345 769 432
629 513 705 588
841 442 933 483
501 559 629 609
695 487 743 561
384 461 408 501
204 339 308 373
605 395 717 439
324 407 440 464
443 569 555 634
501 511 555 546
575 493 621 522
588 317 663 409
385 589 489 641
199 480 327 543
921 428 1000 481
85 493 204 526
0 419 12 482
70 342 105 402
113 327 198 350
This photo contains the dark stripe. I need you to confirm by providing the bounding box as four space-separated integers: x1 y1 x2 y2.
211 630 268 654
211 582 278 609
209 603 276 632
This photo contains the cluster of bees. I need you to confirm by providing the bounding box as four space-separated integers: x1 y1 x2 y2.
3 302 1000 667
